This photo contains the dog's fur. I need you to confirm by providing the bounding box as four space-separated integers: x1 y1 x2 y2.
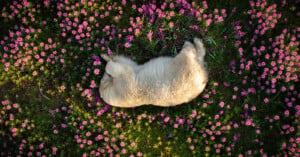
99 38 208 107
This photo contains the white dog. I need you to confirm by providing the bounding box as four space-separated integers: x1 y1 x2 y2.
99 38 208 107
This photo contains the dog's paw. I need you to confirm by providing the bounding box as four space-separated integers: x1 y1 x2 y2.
182 41 194 49
193 38 206 58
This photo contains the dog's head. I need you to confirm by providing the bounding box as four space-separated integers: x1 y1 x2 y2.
99 54 135 106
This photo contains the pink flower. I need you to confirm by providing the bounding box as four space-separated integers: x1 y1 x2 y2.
219 101 225 108
2 100 9 105
120 142 125 147
89 16 94 22
134 29 140 36
131 4 136 9
169 22 174 28
82 21 88 27
94 69 100 75
130 142 136 147
86 131 91 137
170 3 174 8
147 31 153 41
256 129 261 134
13 103 18 108
48 38 52 43
52 147 57 155
214 114 219 120
274 115 280 120
206 19 212 26
137 152 143 156
124 42 130 48
39 143 44 149
180 9 185 14
284 110 290 116
190 145 195 150
6 105 11 110
60 86 65 90
232 95 237 99
36 152 41 156
122 0 126 5
32 71 37 76
4 62 10 67
164 117 170 122
11 128 17 133
245 119 252 126
264 98 269 103
53 129 58 134
90 80 96 88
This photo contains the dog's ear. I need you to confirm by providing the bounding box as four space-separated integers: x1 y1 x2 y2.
105 61 125 77
101 54 112 62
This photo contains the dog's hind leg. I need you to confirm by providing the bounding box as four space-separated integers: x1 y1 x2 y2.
193 38 206 61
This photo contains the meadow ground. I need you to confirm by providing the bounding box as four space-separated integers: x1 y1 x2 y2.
0 0 299 156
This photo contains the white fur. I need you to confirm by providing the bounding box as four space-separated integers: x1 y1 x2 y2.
99 38 208 107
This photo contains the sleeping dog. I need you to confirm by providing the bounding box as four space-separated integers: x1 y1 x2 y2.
99 38 208 107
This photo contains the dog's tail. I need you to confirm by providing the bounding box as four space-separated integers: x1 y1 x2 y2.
193 38 206 62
